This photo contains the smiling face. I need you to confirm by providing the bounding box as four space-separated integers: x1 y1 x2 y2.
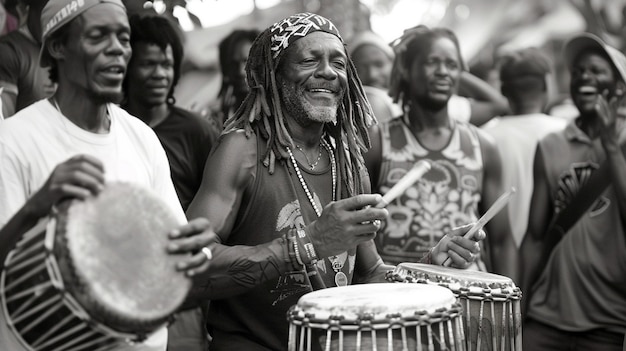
277 31 348 126
126 42 174 108
408 37 461 111
58 3 131 103
569 51 618 115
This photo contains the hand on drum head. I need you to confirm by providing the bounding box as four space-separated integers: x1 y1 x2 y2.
167 217 219 276
430 223 485 268
27 154 105 218
306 194 388 258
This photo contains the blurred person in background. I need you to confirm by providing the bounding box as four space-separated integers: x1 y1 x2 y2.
364 25 517 282
0 0 55 117
520 33 626 351
349 29 509 126
208 28 259 131
482 47 566 247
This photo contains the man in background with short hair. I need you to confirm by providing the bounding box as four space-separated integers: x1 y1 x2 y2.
482 47 566 247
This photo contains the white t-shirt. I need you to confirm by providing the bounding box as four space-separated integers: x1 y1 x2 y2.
482 113 566 246
448 94 472 123
0 99 186 351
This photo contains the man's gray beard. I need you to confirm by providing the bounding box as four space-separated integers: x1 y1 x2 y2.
280 80 339 126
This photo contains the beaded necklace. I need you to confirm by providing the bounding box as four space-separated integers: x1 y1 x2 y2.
287 138 347 286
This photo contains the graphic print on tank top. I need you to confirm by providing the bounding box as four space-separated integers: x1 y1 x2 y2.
554 161 609 218
377 119 484 265
271 197 356 306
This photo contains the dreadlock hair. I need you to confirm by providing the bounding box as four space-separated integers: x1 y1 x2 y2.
222 27 374 198
388 25 465 113
123 14 184 106
217 29 260 121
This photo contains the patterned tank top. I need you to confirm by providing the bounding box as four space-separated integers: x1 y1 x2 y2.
375 118 484 266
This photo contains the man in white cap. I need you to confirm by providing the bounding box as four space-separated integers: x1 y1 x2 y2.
0 0 216 350
520 33 626 350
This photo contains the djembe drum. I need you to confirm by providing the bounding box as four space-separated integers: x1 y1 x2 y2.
1 182 192 351
387 263 522 351
287 283 466 351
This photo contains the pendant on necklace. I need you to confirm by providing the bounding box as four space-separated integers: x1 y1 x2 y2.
334 271 348 287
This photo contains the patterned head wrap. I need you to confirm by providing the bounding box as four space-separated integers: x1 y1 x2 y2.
269 12 342 62
222 12 373 198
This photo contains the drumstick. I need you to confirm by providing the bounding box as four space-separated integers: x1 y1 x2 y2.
375 160 431 208
442 187 516 267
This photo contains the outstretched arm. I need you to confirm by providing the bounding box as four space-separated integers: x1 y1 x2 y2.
478 131 518 282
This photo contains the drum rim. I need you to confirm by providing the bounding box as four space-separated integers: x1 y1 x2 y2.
287 301 464 330
388 263 521 300
52 183 191 333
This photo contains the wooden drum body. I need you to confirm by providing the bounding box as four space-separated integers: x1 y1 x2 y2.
388 263 522 351
1 182 192 351
287 283 466 351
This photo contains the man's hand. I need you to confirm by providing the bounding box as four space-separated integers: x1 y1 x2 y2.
25 155 105 218
431 223 486 268
167 217 219 277
596 89 624 151
306 194 388 258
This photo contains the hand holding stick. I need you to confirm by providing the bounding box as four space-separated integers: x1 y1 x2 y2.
442 187 517 267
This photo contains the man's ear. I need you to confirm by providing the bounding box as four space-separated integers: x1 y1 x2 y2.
47 38 67 61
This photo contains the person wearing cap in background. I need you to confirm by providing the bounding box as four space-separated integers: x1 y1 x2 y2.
364 25 518 282
185 12 485 350
0 0 56 118
520 33 626 350
0 0 217 350
482 47 566 248
348 28 509 126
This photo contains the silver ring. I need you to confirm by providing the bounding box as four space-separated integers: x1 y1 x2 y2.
373 219 381 228
201 247 212 261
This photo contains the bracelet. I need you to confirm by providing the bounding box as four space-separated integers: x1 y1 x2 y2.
296 228 319 265
286 230 303 270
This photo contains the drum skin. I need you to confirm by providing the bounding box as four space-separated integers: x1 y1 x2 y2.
288 283 465 351
389 263 522 351
53 182 191 333
1 182 192 351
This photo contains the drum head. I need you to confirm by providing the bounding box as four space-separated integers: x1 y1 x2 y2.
393 262 515 290
294 283 456 323
54 182 191 333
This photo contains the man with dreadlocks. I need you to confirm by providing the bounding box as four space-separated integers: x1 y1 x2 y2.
208 28 260 131
364 25 518 281
186 13 484 350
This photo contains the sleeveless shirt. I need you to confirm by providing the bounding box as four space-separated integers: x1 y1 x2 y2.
375 117 485 267
207 132 356 350
528 121 626 334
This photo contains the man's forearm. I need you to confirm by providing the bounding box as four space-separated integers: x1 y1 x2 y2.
191 236 295 300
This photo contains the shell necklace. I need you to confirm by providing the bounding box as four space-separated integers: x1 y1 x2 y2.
287 138 347 286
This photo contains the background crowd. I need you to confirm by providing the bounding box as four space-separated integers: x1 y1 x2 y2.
0 0 624 351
